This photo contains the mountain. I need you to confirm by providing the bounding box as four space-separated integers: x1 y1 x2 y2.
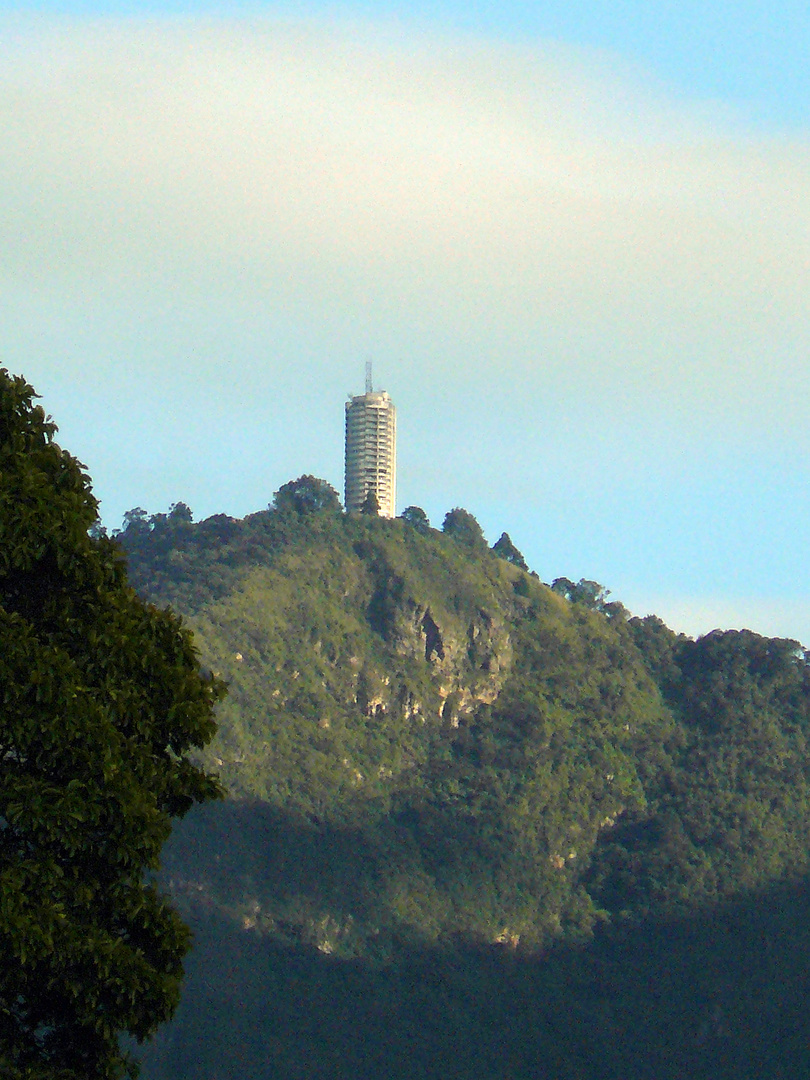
118 485 810 1078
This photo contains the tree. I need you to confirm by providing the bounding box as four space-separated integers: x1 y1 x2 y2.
117 506 150 539
551 577 628 620
551 577 607 608
400 506 431 534
0 370 224 1079
168 501 193 523
442 507 487 550
273 475 342 516
491 532 528 570
360 490 380 516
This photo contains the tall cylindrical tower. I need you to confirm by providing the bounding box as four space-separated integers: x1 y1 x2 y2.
344 388 397 517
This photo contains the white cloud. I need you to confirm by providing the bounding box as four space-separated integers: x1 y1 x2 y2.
1 15 809 450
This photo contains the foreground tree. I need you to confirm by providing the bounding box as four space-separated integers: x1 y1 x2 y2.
0 370 223 1079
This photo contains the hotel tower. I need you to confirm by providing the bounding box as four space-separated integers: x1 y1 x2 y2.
344 366 397 517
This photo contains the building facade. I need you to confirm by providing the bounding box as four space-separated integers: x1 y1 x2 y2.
344 388 397 517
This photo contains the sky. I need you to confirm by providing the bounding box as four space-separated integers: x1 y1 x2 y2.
2 2 809 643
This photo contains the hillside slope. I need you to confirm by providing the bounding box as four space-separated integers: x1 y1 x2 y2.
119 491 810 1079
121 493 810 958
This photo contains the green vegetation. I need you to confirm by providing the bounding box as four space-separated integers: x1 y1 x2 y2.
140 877 810 1080
491 530 528 569
114 484 810 1078
441 506 488 551
0 370 223 1080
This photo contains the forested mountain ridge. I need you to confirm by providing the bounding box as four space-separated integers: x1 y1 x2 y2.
118 482 810 1078
118 484 810 959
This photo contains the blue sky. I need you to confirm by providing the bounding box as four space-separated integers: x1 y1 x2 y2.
2 2 809 642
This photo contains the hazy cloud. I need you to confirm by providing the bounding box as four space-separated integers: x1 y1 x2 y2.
3 16 808 442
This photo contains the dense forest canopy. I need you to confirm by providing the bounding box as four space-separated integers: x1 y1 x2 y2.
112 484 810 1078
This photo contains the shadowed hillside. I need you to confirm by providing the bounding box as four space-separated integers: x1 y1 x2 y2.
139 871 810 1080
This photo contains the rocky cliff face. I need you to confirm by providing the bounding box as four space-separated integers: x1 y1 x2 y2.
363 588 513 722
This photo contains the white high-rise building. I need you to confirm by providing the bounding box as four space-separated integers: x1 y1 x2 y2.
344 374 396 518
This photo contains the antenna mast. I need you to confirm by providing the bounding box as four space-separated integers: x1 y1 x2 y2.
365 360 373 395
